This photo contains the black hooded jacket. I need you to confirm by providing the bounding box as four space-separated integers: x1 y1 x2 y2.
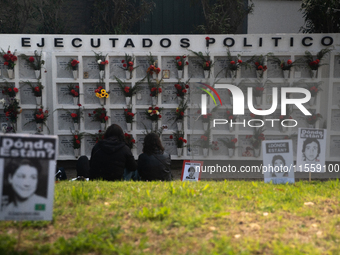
89 136 137 181
138 150 171 181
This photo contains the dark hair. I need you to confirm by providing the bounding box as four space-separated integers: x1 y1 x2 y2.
2 158 48 208
302 138 320 159
188 167 195 173
142 133 164 155
272 155 286 166
104 124 124 142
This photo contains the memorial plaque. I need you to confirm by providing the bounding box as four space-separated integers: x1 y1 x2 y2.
332 83 340 105
21 109 36 131
330 136 340 158
19 56 36 79
135 84 150 105
162 109 177 130
213 135 233 156
136 109 151 130
84 109 103 131
136 56 157 78
57 56 76 79
162 134 177 156
331 110 340 131
161 57 177 79
83 56 101 79
240 56 256 78
109 57 125 79
334 55 340 78
187 135 201 156
187 108 203 130
59 135 74 156
84 135 97 156
294 56 311 78
57 109 73 131
83 83 102 105
267 56 290 78
19 82 36 105
110 109 127 130
214 57 228 78
188 86 204 106
188 57 204 78
109 83 126 104
57 83 78 105
238 135 254 157
137 135 145 155
162 83 178 104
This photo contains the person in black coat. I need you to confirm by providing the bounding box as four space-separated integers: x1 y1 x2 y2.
138 133 172 181
77 124 137 181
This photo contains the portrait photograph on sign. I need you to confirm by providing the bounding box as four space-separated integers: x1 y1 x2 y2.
0 134 58 221
262 140 294 184
181 160 203 181
296 128 327 173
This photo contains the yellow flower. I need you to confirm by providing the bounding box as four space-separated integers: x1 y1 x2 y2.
101 89 106 94
105 93 109 98
101 93 106 97
148 110 152 113
96 93 100 98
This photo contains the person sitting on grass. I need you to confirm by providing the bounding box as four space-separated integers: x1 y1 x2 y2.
77 124 137 181
137 133 172 181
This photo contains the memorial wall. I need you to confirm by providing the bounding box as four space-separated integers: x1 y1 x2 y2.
0 34 339 161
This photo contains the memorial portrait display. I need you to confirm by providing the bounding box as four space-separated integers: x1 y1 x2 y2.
181 160 203 181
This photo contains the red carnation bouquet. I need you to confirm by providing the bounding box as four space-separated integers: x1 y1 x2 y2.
93 51 109 70
124 108 135 123
301 48 332 71
0 82 18 98
121 54 138 72
174 55 189 70
0 48 17 70
174 81 189 99
124 133 136 149
221 137 238 149
67 84 80 97
247 127 265 149
146 53 161 76
146 106 162 121
88 107 109 123
170 131 187 148
68 58 80 71
71 130 85 149
23 81 44 97
21 50 45 71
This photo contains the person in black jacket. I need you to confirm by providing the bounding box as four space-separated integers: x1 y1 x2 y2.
138 133 172 181
77 124 137 181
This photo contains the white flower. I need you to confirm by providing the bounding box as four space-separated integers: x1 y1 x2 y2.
156 111 159 115
0 99 5 105
97 60 102 64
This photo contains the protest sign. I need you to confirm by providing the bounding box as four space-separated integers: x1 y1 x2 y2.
181 160 203 181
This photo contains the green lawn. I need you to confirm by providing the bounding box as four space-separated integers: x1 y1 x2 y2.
1 180 340 255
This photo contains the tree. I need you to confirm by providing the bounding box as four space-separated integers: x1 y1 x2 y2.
190 0 254 34
300 0 340 33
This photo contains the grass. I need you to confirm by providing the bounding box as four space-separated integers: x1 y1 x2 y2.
0 180 340 254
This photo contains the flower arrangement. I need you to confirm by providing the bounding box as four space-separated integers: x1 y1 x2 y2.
22 81 44 97
146 53 161 76
90 130 105 144
270 57 294 71
198 133 211 149
174 55 189 70
124 133 136 149
247 127 265 149
220 138 238 149
188 49 212 71
95 85 109 99
306 113 322 125
114 76 143 97
71 131 85 149
249 55 268 78
0 48 17 70
1 82 18 97
147 76 163 97
88 107 109 123
174 81 189 99
170 131 187 148
33 107 50 124
226 49 246 71
67 58 80 71
21 50 45 71
121 54 137 72
305 83 322 97
124 108 135 123
67 84 80 97
174 100 188 121
93 51 109 70
68 104 84 124
301 48 332 70
146 106 162 121
0 98 21 124
211 141 219 151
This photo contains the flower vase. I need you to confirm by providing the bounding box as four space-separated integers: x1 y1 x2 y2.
73 122 79 131
228 148 234 157
73 97 79 105
203 122 208 131
283 70 289 79
152 96 157 106
99 70 104 79
125 70 131 80
308 124 315 129
101 122 106 131
204 70 210 79
126 122 132 132
309 96 316 106
153 72 157 80
311 70 317 79
35 70 41 79
74 148 80 158
11 122 17 132
254 148 260 158
203 148 209 157
7 69 14 79
279 125 287 133
125 97 131 106
256 70 263 79
229 124 234 132
152 121 157 130
36 123 43 132
177 147 183 157
177 121 183 130
255 96 262 106
229 70 236 79
99 97 105 105
177 96 182 104
73 70 78 80
36 96 42 105
178 70 183 79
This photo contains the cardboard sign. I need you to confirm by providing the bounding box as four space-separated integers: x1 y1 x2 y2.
296 128 326 173
262 140 294 184
0 134 58 221
181 160 203 181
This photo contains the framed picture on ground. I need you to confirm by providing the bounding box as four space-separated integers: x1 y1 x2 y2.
181 160 203 181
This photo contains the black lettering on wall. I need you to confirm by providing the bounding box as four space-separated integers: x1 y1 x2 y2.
302 37 313 46
21 38 31 47
37 38 45 47
91 38 100 48
109 38 119 47
321 36 333 46
180 38 190 48
272 37 282 47
223 38 235 47
54 38 64 47
72 38 82 48
124 38 135 47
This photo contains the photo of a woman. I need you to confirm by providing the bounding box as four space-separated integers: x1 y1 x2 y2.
1 158 49 212
271 155 288 178
302 138 320 162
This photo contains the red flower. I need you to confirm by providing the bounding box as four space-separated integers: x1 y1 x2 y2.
123 63 127 68
178 61 182 66
13 88 18 93
78 104 82 107
121 60 125 63
155 107 159 110
230 61 235 65
105 60 109 64
8 88 12 92
29 56 35 62
238 59 242 63
205 37 210 41
205 62 210 67
176 56 180 60
287 59 292 65
131 139 135 143
156 67 161 74
183 139 187 143
258 65 263 70
4 62 8 66
71 113 77 118
158 115 162 118
185 84 189 89
129 66 133 71
104 116 109 121
158 88 162 93
76 140 80 144
170 135 173 139
186 61 189 65
180 112 184 116
128 61 133 66
74 135 79 139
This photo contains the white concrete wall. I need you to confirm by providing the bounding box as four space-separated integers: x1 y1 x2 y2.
248 0 305 34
